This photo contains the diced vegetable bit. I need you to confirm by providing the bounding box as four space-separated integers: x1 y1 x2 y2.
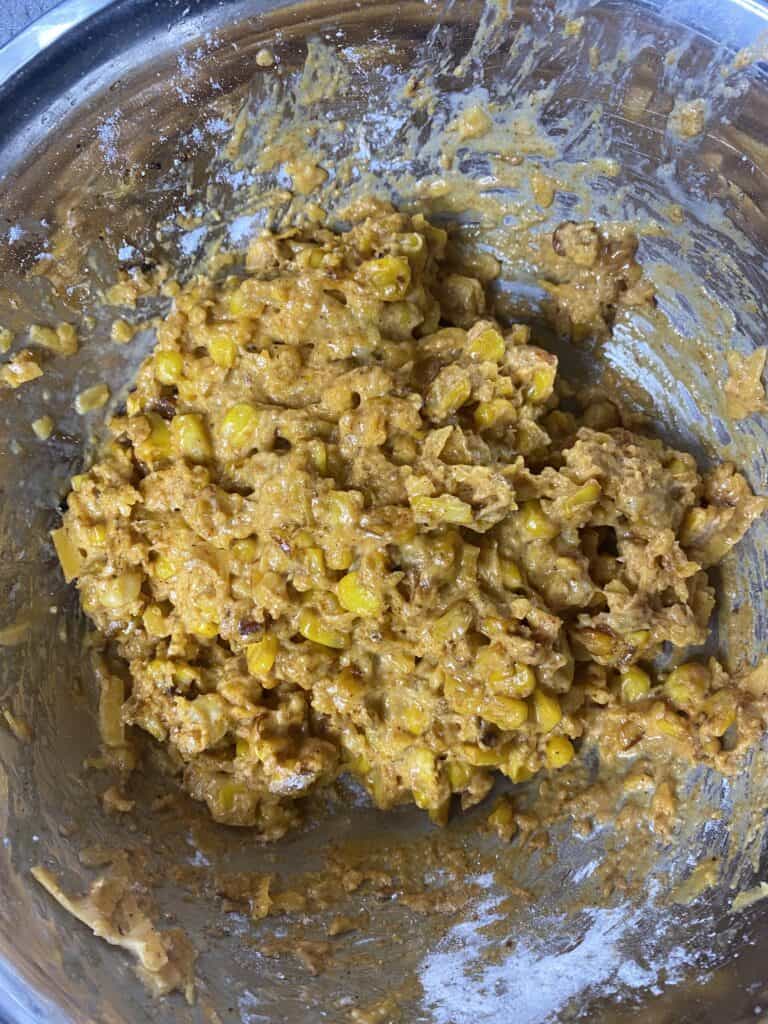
246 634 279 677
171 413 212 461
532 688 562 733
30 323 78 357
411 493 473 526
31 415 54 440
545 735 575 769
336 572 382 617
154 350 183 384
221 402 260 450
110 319 135 344
620 666 651 703
298 608 346 649
1 349 43 388
51 528 82 582
75 383 110 414
519 500 559 540
357 256 412 301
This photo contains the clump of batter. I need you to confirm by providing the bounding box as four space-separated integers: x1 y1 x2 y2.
54 204 767 838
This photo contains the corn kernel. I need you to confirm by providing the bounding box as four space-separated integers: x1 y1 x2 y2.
357 255 412 301
85 523 107 547
427 373 472 419
664 663 709 710
652 702 688 740
468 327 505 362
546 735 575 769
31 415 54 440
171 413 212 462
232 538 259 562
143 413 172 460
411 493 473 526
221 402 260 450
246 633 279 676
620 666 651 703
154 350 184 384
100 571 143 609
303 546 325 577
527 364 556 402
499 558 523 590
703 690 737 737
520 500 559 540
509 663 537 698
173 663 199 686
447 760 474 790
208 334 238 369
504 749 534 783
482 695 528 731
30 323 78 357
680 506 716 547
143 604 171 637
402 703 431 735
236 738 250 758
75 383 110 414
327 546 354 571
474 399 513 430
337 571 382 617
433 603 473 645
51 528 82 582
325 491 361 528
298 608 346 648
153 556 175 581
532 688 562 732
488 797 517 839
562 480 601 514
628 629 651 650
307 439 328 474
405 746 438 809
110 319 135 344
0 326 12 353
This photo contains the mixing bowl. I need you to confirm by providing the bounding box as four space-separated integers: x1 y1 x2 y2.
2 0 768 1021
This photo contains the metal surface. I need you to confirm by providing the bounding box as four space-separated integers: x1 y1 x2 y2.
2 1 768 1022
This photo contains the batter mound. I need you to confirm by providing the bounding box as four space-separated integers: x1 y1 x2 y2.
54 206 766 838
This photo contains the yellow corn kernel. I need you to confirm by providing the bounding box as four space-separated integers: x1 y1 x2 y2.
1 349 43 388
208 335 237 369
468 327 505 362
51 528 82 582
433 602 473 645
357 255 412 301
31 415 54 440
327 546 354 571
652 703 688 740
574 627 619 661
221 402 260 450
154 350 184 384
246 633 279 677
474 398 513 430
98 673 125 748
70 474 87 491
546 735 575 769
75 383 110 414
0 326 12 353
519 500 559 540
110 319 135 344
482 695 528 731
337 571 382 617
499 558 523 590
298 608 346 649
628 629 651 650
562 480 601 514
664 663 709 710
307 439 328 474
100 571 143 609
171 413 212 462
325 491 361 528
143 413 172 460
447 760 474 790
680 506 716 547
411 493 473 526
509 663 537 698
191 617 219 639
488 797 517 839
428 374 472 419
461 743 507 767
504 749 534 783
143 604 171 637
405 746 439 809
173 663 200 686
402 703 431 735
85 523 107 547
30 323 78 356
303 546 325 578
235 737 250 758
527 364 556 402
703 690 737 737
620 666 651 703
216 781 249 815
543 409 576 436
232 538 259 562
153 555 175 581
532 688 562 732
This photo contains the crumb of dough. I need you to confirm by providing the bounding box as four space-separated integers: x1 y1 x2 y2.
2 708 32 743
1 349 43 388
725 347 767 419
32 415 54 440
75 382 110 414
530 168 556 208
102 785 136 814
669 97 706 138
451 104 492 141
31 866 197 1001
111 318 137 344
256 47 275 68
30 322 78 357
55 208 768 843
0 326 12 353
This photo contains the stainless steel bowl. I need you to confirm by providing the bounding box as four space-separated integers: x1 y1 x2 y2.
2 1 768 1021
